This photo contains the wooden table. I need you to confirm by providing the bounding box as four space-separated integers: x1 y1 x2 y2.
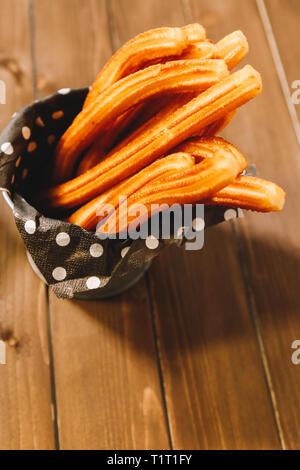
0 0 299 450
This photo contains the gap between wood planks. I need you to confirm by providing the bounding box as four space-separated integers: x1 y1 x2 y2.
28 0 60 449
256 0 300 148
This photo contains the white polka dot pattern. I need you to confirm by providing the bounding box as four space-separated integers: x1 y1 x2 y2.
1 142 13 155
58 88 71 95
89 243 103 257
52 267 67 281
56 232 70 247
22 126 31 140
145 235 159 250
24 220 36 234
121 246 130 258
224 209 237 221
192 217 205 231
86 276 101 290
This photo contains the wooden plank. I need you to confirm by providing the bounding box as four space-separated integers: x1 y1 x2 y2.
0 0 54 450
110 0 280 449
190 0 300 449
263 0 300 124
33 0 169 450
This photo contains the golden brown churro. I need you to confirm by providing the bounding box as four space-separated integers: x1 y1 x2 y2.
202 110 237 137
216 30 249 70
68 153 195 230
123 137 246 200
53 59 229 183
44 65 261 210
36 24 285 234
204 175 286 211
76 97 171 176
101 142 245 234
76 31 247 176
84 24 206 108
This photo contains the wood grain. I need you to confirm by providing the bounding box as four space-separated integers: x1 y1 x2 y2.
33 0 169 450
264 0 300 123
190 0 300 449
0 0 54 450
110 0 281 450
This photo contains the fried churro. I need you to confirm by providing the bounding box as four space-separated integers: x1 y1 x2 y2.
76 97 171 176
204 175 286 211
53 59 229 183
44 65 261 210
84 24 206 108
76 31 247 177
68 153 195 230
118 138 246 209
101 143 245 234
216 30 249 70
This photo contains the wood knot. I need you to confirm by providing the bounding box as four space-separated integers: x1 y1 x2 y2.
1 329 19 348
0 56 24 84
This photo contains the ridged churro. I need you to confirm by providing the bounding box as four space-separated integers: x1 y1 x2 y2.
76 97 171 176
84 24 206 108
216 30 249 70
204 175 286 211
76 31 247 177
44 65 261 210
137 137 246 193
53 59 229 183
68 153 195 230
35 24 286 236
101 144 245 234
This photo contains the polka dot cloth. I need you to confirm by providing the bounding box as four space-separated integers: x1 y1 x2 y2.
224 209 238 221
90 243 103 257
24 220 36 234
56 232 70 247
0 87 245 299
1 142 13 155
192 217 205 232
52 267 67 281
145 235 159 250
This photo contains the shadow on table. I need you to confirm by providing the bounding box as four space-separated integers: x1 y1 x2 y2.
72 222 299 352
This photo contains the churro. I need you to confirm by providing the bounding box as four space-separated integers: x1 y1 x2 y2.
53 59 229 183
136 137 246 194
76 31 247 177
84 24 206 108
101 145 245 234
68 153 195 230
216 30 249 70
42 65 261 210
204 175 286 211
76 97 170 176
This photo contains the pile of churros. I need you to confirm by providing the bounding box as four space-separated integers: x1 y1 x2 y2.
40 24 285 233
